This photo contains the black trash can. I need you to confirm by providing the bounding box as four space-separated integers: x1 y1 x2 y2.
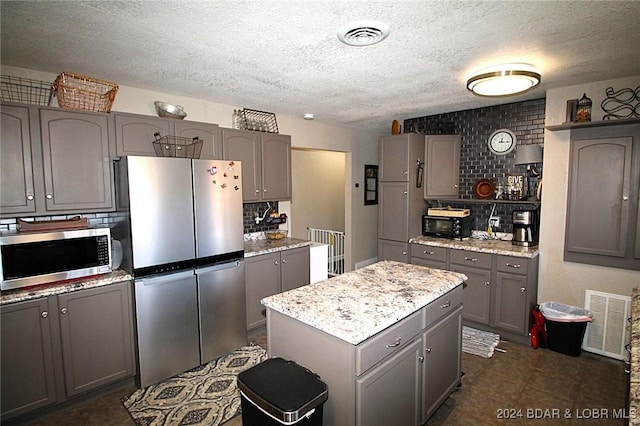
539 302 592 357
237 357 328 426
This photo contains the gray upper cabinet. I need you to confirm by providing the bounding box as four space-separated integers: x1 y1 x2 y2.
378 134 426 262
222 128 292 202
1 105 36 215
40 109 114 212
424 135 460 198
564 123 640 271
113 112 221 159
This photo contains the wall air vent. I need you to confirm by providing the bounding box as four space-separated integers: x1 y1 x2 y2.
337 21 390 47
583 290 631 360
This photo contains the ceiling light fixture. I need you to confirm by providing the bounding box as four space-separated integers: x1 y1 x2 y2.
337 20 390 47
466 63 541 97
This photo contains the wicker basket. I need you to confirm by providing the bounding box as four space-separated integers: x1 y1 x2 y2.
53 71 119 112
152 132 203 159
239 108 279 133
1 75 54 106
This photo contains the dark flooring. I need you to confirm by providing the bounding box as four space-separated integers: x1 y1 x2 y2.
14 333 627 426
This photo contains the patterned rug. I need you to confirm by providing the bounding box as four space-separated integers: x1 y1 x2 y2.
123 344 267 426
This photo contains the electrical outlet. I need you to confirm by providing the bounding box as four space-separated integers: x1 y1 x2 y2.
489 216 500 228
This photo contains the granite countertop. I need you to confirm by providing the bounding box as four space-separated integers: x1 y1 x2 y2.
243 236 312 258
261 260 467 345
629 288 640 424
0 269 134 306
410 235 540 258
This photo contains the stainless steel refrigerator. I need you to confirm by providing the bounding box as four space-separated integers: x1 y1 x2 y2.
118 156 246 387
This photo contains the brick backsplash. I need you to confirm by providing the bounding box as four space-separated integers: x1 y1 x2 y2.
243 201 281 234
404 98 545 233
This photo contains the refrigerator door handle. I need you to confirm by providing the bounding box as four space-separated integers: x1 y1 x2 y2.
137 270 195 285
196 260 242 275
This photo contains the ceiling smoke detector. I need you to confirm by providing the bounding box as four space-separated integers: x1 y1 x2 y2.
338 21 390 47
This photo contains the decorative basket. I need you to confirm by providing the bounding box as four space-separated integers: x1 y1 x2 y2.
53 71 119 112
152 132 203 159
1 75 54 106
239 108 279 133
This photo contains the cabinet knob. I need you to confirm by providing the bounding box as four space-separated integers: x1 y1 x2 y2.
60 307 68 314
418 356 424 363
520 287 526 293
404 171 408 176
282 259 287 264
27 194 34 201
506 263 521 269
402 251 407 255
41 311 48 318
623 196 629 201
46 194 53 199
425 347 432 353
255 189 260 193
454 184 459 188
464 257 478 262
274 261 279 266
403 191 408 195
485 281 490 286
386 337 402 348
263 189 267 193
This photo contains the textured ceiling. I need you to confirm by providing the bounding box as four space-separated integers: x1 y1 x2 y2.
2 1 639 134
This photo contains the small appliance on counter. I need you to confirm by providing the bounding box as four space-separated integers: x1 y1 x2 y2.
512 210 538 247
422 214 472 240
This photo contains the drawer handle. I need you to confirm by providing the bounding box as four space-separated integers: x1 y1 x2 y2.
506 263 521 269
440 301 451 309
423 250 435 255
464 257 478 262
386 337 402 348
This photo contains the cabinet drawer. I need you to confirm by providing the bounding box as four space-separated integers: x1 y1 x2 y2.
496 255 528 274
410 244 447 262
423 285 463 327
450 249 492 269
356 310 421 376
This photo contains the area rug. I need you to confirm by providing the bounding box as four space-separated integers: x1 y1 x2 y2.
123 344 267 426
462 326 501 358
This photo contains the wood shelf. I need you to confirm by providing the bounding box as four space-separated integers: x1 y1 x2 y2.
546 117 640 131
427 198 540 206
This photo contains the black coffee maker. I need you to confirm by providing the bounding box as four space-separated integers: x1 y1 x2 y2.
512 210 538 247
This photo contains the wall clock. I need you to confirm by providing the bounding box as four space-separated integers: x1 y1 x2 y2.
488 129 516 155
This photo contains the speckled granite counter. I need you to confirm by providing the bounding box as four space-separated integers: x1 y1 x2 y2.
410 235 540 258
0 269 133 306
244 236 312 258
629 288 640 424
261 260 467 345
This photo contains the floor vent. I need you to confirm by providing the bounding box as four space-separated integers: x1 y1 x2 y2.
583 290 631 360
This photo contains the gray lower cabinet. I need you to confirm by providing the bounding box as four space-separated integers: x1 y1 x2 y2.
410 244 447 270
222 128 292 201
493 255 539 334
378 239 409 263
113 112 221 159
0 281 135 420
450 249 492 325
1 104 115 217
245 246 310 330
267 285 462 426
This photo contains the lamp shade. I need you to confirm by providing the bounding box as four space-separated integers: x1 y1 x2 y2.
515 144 542 165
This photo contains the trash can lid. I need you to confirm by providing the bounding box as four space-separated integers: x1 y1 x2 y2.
237 357 328 424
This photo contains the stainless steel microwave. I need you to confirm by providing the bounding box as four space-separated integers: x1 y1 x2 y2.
422 215 472 240
0 228 112 291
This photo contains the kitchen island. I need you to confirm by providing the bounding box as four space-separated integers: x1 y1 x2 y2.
262 260 467 426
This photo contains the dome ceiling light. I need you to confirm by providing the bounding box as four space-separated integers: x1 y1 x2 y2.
466 64 541 97
337 20 390 47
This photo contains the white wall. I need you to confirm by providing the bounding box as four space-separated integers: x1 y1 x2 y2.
3 66 380 271
540 75 640 307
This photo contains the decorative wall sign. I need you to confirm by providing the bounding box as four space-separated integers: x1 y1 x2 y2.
601 85 640 120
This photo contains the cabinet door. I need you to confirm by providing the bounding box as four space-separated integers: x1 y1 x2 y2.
174 120 221 160
451 264 491 325
281 246 310 292
378 239 409 263
57 281 135 397
424 135 460 198
245 252 281 330
1 298 60 419
114 113 171 156
222 129 261 201
1 105 36 215
493 272 528 334
422 307 462 423
356 338 421 426
379 134 410 182
379 181 409 241
40 109 114 212
261 133 292 200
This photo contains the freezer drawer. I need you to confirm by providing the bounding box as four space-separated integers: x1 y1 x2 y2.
134 270 200 387
197 260 247 364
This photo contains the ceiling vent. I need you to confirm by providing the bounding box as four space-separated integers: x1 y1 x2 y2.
337 21 390 47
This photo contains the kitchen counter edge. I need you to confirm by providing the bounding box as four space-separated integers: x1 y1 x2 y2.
244 237 312 258
410 235 540 258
